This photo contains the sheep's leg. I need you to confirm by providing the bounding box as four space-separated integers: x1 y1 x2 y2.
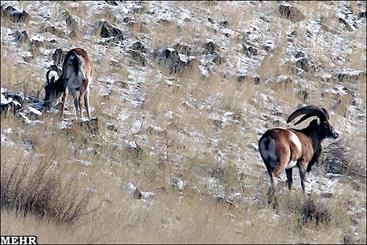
60 90 68 119
285 168 294 190
298 162 307 193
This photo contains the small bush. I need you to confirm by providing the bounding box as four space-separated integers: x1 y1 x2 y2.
0 158 90 224
300 198 331 226
322 140 366 185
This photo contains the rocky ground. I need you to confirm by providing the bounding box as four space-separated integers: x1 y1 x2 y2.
1 1 366 243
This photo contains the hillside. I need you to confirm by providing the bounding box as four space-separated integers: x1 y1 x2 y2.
1 1 366 243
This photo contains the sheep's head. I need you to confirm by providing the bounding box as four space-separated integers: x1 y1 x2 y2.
287 105 339 140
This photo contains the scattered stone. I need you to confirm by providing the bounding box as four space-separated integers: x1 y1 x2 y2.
126 182 153 200
237 74 261 84
203 40 221 54
127 182 142 199
242 44 258 56
208 17 215 24
295 51 305 58
334 70 366 83
78 117 99 134
320 192 334 199
159 48 200 74
123 17 132 23
1 93 20 115
358 11 366 19
172 177 184 192
219 20 230 27
173 43 192 56
338 17 354 31
97 20 124 40
157 18 173 26
131 41 148 53
105 0 118 6
201 165 225 180
30 39 43 49
279 4 305 22
1 5 30 23
132 6 145 14
107 123 118 132
295 57 310 72
68 28 78 39
44 25 65 37
13 30 28 44
128 50 147 66
212 52 225 65
126 21 146 32
276 75 293 85
65 14 78 30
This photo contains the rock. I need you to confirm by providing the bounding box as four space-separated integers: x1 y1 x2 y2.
203 166 225 180
276 75 293 85
338 17 354 31
1 5 30 23
320 192 333 199
159 48 199 74
132 6 145 14
97 20 124 40
157 18 173 26
172 177 184 192
19 105 42 120
126 21 146 33
65 14 78 30
242 44 258 56
334 70 366 83
105 0 118 6
279 4 305 22
44 25 65 37
128 50 147 66
358 11 366 19
295 51 305 58
173 43 192 56
127 183 142 199
13 30 28 44
68 29 78 39
131 41 148 53
219 20 230 27
107 123 118 132
237 74 261 84
1 94 20 115
212 52 225 65
30 39 43 49
203 40 221 54
78 117 99 134
295 57 310 72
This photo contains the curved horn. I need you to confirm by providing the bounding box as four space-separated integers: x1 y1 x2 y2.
46 69 52 84
46 65 62 85
50 64 62 76
287 105 328 125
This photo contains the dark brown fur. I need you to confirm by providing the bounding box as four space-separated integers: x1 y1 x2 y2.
259 108 339 196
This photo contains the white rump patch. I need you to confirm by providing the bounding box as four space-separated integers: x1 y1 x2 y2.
289 131 302 153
